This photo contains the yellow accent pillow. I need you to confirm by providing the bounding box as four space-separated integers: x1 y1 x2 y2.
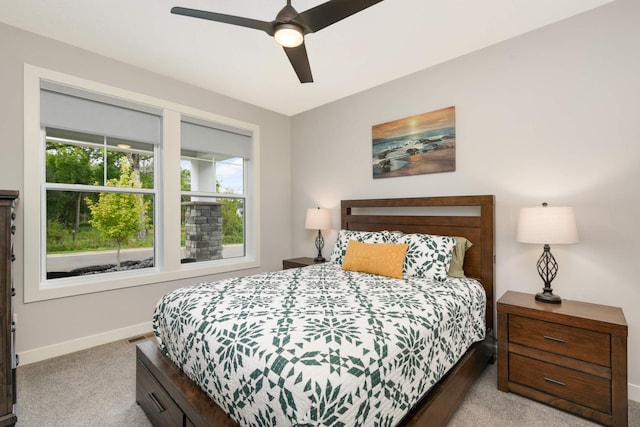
342 240 408 279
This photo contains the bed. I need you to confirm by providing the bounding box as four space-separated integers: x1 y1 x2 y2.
136 195 495 427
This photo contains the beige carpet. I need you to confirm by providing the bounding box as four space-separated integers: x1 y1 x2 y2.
16 338 640 426
17 337 152 427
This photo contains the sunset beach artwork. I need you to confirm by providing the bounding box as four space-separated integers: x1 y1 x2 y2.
372 106 456 178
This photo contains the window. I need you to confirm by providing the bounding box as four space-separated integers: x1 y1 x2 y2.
23 65 260 302
41 84 160 281
180 118 250 264
45 129 157 279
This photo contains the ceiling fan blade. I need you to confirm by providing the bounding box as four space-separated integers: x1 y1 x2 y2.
299 0 384 33
171 7 274 35
283 43 313 83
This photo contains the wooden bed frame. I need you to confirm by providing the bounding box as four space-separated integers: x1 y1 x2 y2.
136 195 495 427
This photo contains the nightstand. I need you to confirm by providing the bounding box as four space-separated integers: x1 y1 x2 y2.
497 291 627 426
282 257 325 270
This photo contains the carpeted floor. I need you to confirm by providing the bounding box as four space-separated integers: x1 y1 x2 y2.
17 337 152 427
15 338 640 426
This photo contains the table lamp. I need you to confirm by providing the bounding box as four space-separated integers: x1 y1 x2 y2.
305 207 331 262
517 202 578 303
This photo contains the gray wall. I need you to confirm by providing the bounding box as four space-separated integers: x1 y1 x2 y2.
0 22 292 355
291 0 640 398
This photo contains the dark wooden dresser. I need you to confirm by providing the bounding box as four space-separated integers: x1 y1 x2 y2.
497 290 627 426
0 191 18 426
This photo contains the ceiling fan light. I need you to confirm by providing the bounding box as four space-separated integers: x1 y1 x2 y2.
274 24 304 48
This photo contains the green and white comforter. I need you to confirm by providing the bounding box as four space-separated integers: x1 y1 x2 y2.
153 263 486 427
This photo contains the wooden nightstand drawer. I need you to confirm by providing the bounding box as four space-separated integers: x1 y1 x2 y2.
509 353 611 414
509 315 610 366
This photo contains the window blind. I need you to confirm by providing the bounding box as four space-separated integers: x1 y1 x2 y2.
40 83 161 145
181 120 251 159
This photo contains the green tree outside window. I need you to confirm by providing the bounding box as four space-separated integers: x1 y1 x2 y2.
85 158 150 269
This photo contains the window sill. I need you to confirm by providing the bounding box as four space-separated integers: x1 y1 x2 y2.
24 257 260 303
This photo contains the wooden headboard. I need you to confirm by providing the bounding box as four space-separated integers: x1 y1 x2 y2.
341 195 495 334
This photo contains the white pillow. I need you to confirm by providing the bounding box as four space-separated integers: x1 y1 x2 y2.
329 230 391 265
390 233 456 281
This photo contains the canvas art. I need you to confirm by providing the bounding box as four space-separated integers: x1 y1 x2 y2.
372 106 456 178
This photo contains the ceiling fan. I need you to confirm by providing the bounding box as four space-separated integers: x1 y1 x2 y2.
171 0 384 83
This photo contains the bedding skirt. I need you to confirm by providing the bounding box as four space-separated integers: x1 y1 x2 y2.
153 263 486 426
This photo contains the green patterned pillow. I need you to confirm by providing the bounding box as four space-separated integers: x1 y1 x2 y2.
329 230 391 265
390 233 456 280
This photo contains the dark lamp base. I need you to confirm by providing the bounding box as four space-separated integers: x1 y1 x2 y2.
535 290 561 304
535 245 561 304
313 230 326 264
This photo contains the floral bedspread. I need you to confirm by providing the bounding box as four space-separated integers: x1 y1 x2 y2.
153 263 486 427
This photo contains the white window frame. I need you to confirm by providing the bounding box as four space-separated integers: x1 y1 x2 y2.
23 64 261 303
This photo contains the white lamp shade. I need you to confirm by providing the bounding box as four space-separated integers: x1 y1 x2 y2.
517 206 578 244
305 207 331 230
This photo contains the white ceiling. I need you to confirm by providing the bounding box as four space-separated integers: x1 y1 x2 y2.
0 0 613 116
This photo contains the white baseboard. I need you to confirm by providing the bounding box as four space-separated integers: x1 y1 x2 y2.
630 382 640 403
17 321 153 366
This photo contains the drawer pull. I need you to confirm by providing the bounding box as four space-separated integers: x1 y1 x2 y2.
148 392 166 413
544 377 566 386
543 335 565 343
